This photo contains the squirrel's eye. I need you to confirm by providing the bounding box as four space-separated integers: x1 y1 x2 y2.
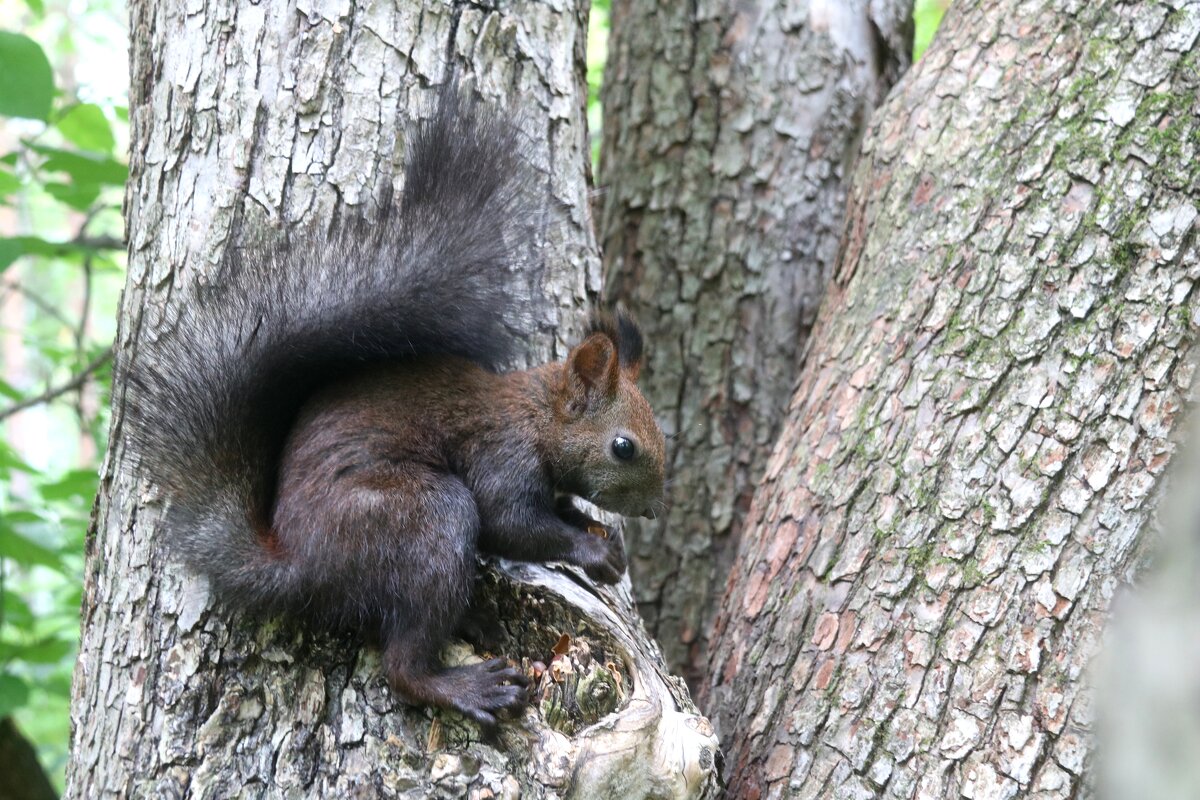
611 436 636 461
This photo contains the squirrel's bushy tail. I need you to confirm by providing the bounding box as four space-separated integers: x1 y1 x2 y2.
124 85 542 609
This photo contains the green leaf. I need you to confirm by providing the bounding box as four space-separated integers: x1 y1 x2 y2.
0 166 19 198
2 511 43 524
2 593 35 630
90 252 123 273
62 584 83 610
23 0 45 16
0 441 38 474
0 674 30 717
0 236 55 269
0 32 54 121
40 469 98 502
913 0 951 61
38 672 73 699
0 524 63 570
0 637 73 665
0 377 21 401
29 144 127 186
57 522 88 553
0 235 119 271
56 103 115 153
44 180 101 211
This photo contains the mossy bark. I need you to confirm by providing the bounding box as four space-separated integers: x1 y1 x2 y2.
708 1 1200 797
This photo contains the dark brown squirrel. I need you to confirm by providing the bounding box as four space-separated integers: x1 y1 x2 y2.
123 85 666 726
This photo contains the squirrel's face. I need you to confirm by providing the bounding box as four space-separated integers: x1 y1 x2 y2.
550 312 666 519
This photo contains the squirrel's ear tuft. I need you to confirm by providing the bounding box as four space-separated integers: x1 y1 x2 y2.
585 306 645 380
563 333 619 414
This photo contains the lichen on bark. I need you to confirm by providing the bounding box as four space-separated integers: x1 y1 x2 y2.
708 1 1200 797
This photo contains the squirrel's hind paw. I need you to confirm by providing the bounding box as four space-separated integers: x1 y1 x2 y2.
444 658 530 727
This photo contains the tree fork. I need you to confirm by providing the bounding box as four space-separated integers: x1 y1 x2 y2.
597 0 913 684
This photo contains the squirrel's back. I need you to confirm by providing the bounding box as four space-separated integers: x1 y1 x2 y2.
123 84 545 607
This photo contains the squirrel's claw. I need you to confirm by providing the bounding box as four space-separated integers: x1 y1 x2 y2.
577 529 626 585
446 658 530 727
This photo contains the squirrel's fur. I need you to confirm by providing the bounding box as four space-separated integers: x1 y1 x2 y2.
124 85 666 726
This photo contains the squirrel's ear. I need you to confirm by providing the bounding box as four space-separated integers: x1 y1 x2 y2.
582 307 645 381
563 333 619 414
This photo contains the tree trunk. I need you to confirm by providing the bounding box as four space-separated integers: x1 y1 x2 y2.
66 1 719 797
596 0 913 683
708 1 1200 797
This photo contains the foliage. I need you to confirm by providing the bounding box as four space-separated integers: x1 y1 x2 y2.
914 0 952 61
0 0 127 788
587 0 610 164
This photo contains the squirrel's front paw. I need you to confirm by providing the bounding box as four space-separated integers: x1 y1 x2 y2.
574 528 627 585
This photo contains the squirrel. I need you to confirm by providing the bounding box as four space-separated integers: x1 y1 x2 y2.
124 85 666 726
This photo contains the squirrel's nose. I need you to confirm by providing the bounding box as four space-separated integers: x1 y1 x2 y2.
640 506 657 519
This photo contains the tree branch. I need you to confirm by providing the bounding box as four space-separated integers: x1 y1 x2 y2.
74 235 125 251
0 345 114 422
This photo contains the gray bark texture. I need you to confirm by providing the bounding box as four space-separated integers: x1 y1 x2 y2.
596 0 913 683
65 1 719 797
707 0 1200 797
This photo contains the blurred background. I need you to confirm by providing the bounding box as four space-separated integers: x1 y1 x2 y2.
1 0 127 790
0 0 949 790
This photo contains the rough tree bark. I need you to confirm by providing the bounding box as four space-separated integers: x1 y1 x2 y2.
66 1 718 797
708 1 1200 797
597 0 913 681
